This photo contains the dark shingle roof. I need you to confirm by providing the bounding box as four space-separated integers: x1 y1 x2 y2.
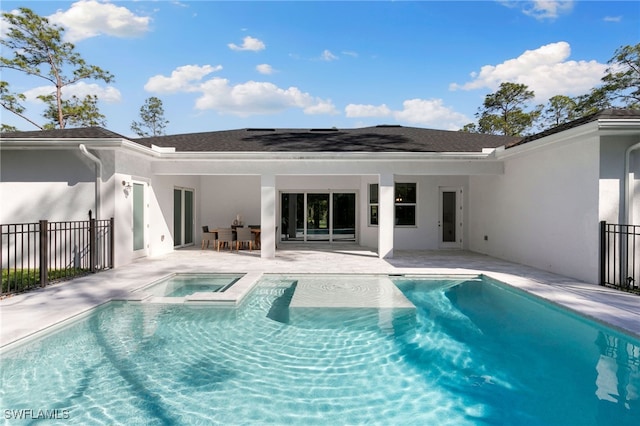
134 126 519 153
508 108 640 148
0 127 127 140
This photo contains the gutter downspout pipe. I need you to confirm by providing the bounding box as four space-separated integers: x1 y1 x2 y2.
624 141 640 225
79 144 102 221
618 140 640 286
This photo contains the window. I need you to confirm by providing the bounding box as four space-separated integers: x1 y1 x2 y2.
369 183 378 226
395 183 416 226
369 182 417 226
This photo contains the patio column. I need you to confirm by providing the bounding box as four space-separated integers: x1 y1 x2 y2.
261 174 277 259
378 173 394 259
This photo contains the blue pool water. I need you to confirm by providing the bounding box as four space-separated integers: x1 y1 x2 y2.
1 275 639 425
140 273 242 297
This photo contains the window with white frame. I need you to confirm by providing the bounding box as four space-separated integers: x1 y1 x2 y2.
369 182 417 226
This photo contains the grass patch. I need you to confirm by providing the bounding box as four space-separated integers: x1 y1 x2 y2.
2 268 90 294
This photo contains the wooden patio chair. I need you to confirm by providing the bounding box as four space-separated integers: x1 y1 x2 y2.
216 228 235 251
235 227 254 251
201 226 216 249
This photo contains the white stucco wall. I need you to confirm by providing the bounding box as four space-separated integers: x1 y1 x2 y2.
469 135 601 283
200 175 261 230
360 175 469 250
598 135 640 225
1 150 96 223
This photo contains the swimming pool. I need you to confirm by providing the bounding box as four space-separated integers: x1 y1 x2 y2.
139 273 243 297
1 274 638 425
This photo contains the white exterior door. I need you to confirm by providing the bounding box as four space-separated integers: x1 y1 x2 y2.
439 187 463 248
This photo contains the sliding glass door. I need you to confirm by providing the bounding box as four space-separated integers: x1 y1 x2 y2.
307 194 330 241
280 192 356 243
174 187 194 247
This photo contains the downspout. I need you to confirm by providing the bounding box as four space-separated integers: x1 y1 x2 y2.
79 144 102 221
618 140 640 287
624 141 640 224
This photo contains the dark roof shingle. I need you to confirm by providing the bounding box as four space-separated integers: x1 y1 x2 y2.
0 127 127 140
134 126 519 153
508 108 640 148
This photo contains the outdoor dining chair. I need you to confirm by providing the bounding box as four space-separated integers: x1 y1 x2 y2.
216 228 235 251
201 226 217 249
235 227 254 251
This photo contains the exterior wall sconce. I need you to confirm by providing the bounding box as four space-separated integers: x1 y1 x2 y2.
122 180 132 191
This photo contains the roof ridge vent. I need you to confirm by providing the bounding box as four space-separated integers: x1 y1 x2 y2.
246 128 276 132
376 124 402 128
309 128 338 132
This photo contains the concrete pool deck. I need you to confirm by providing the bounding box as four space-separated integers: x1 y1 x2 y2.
1 245 639 349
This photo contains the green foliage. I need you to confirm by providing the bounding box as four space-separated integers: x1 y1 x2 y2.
601 43 640 108
459 122 478 133
131 97 169 137
0 7 114 129
475 82 540 136
2 268 89 294
41 93 106 128
463 43 639 135
571 43 639 115
538 95 579 128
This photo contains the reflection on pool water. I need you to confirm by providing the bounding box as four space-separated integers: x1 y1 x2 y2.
139 273 243 297
1 274 638 425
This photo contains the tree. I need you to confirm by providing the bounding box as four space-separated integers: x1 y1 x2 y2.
576 43 640 114
131 97 169 137
0 7 114 129
538 95 579 129
601 43 640 108
459 122 479 133
41 94 106 129
475 82 539 136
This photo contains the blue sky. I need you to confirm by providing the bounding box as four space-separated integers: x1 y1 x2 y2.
1 1 638 137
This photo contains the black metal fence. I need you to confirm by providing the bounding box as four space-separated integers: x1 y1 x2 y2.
600 221 640 293
1 218 114 296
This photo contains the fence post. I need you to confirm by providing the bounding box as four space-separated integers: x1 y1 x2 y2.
39 220 48 287
89 218 96 273
599 221 606 286
109 217 115 269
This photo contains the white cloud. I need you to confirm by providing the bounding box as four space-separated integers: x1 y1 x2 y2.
523 1 574 20
449 41 607 101
345 104 391 118
604 16 622 23
256 64 275 75
23 81 121 103
394 99 469 130
144 65 337 116
144 65 222 93
321 49 339 61
228 36 266 52
48 0 151 42
345 99 468 130
194 79 337 116
500 1 574 20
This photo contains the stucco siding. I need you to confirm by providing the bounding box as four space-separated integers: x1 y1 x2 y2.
1 150 96 223
469 136 600 283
